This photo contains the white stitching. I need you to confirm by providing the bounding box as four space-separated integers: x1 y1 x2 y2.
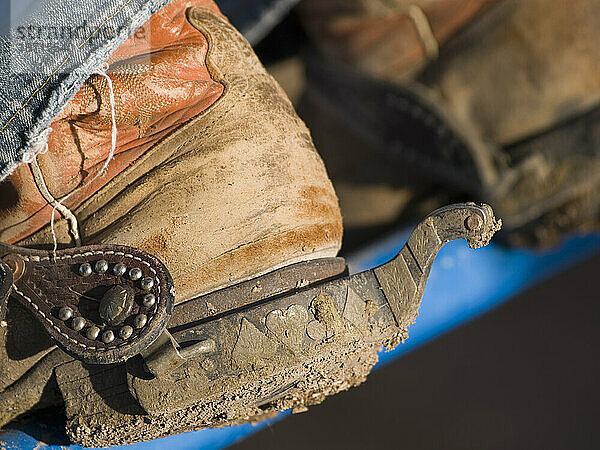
14 250 162 352
0 263 8 327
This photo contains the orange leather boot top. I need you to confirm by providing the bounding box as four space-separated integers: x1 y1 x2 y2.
0 0 225 244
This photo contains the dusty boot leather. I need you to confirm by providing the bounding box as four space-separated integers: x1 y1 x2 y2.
300 0 600 247
1 0 343 299
0 0 342 441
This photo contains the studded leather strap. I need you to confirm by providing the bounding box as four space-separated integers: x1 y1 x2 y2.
0 242 175 364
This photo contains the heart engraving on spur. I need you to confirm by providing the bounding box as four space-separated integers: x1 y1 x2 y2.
265 304 308 353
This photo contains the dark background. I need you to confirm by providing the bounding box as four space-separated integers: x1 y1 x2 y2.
233 252 600 450
226 7 600 450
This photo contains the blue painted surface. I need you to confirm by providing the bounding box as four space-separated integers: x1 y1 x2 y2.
3 232 600 449
347 231 600 366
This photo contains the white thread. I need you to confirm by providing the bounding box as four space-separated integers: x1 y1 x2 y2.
21 151 34 163
29 62 118 254
93 62 117 178
30 156 81 254
23 127 52 163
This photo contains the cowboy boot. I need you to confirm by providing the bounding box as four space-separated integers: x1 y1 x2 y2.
299 0 497 82
0 1 500 446
300 0 600 247
0 0 340 433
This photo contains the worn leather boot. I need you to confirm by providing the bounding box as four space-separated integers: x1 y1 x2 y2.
0 0 341 438
0 1 501 447
1 0 342 299
300 0 600 247
300 0 497 82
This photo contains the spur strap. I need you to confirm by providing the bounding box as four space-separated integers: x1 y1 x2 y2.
0 243 175 364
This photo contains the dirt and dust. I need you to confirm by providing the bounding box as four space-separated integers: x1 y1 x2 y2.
67 285 406 447
68 337 398 447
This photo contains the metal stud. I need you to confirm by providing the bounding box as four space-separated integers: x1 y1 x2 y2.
79 263 92 277
113 263 127 277
133 314 147 329
128 268 142 281
95 259 109 274
58 306 73 321
72 316 86 331
140 277 154 291
465 214 482 231
86 326 100 340
142 293 156 308
119 325 133 340
102 330 115 344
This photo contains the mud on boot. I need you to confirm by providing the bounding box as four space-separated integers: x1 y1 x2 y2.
0 203 499 446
